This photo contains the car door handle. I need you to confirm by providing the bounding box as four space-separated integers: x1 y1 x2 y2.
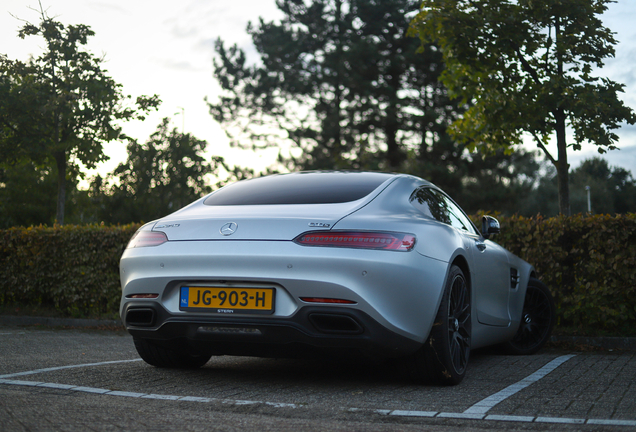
475 240 486 252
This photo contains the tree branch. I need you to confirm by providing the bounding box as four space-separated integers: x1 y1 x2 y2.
530 131 557 166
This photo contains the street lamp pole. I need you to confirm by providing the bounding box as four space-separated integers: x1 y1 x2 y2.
585 185 591 213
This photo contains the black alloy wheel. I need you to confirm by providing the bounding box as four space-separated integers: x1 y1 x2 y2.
504 278 555 355
447 269 471 375
410 265 471 385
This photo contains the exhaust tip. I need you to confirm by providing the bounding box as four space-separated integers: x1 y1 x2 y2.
126 308 156 327
309 313 363 334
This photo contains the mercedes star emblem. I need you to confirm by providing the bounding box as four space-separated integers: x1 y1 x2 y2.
220 222 238 236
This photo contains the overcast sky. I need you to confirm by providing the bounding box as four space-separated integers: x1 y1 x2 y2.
2 0 636 183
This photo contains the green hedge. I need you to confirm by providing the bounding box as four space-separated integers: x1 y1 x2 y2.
0 224 140 317
1 215 635 334
490 213 636 335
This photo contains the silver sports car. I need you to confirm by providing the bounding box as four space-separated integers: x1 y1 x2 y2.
120 171 555 385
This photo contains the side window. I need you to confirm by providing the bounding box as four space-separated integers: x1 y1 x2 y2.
409 187 451 225
410 187 476 235
441 195 477 234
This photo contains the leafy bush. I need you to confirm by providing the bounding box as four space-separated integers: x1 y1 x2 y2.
1 216 635 335
489 213 636 335
0 224 139 318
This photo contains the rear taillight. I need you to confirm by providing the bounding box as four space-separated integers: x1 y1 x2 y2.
294 231 415 251
127 230 168 248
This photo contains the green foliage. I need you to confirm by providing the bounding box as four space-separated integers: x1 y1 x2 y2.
0 160 97 228
0 224 139 317
410 0 636 214
0 9 160 224
487 213 636 335
98 118 222 224
87 118 248 225
442 148 545 215
0 161 57 228
210 0 461 171
515 157 636 217
1 216 634 335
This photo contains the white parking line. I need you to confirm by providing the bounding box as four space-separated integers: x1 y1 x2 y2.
0 378 300 408
0 359 142 379
463 354 576 415
1 354 635 427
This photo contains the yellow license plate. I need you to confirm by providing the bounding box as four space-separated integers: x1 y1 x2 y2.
180 286 274 314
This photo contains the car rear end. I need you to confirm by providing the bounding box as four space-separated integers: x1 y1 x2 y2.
119 173 447 359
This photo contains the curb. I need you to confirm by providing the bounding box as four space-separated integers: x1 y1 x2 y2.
0 315 122 328
550 335 636 351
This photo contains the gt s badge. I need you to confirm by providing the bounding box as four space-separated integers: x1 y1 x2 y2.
308 222 330 227
155 223 180 229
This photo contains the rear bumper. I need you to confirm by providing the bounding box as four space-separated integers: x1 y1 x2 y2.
122 301 422 358
120 239 450 355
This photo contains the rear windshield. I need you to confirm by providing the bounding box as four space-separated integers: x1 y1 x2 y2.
203 172 394 206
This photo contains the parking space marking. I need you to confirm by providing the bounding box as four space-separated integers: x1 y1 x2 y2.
389 410 436 417
0 377 301 408
2 354 636 427
0 359 142 379
484 414 535 423
536 416 586 424
463 354 576 415
349 408 636 426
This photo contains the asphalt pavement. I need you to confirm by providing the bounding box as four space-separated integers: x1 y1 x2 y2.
1 318 635 431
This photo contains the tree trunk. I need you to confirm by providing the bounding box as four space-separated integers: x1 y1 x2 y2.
54 151 66 225
385 70 403 170
555 108 570 216
554 16 570 216
332 0 343 167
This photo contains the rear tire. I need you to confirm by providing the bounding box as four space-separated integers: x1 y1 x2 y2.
410 265 471 385
503 278 555 355
133 337 212 368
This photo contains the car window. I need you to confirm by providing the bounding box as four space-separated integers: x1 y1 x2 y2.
203 172 394 206
409 187 451 224
441 195 477 235
410 187 477 235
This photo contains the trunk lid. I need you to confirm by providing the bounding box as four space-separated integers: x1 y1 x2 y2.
152 201 368 241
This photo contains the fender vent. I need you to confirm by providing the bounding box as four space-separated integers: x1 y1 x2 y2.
510 269 520 289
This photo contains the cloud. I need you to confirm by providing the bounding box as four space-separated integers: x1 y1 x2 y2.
568 143 636 175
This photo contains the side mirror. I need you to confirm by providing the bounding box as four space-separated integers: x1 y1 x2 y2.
481 215 500 239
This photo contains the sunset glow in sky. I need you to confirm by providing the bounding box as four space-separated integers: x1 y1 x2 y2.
2 0 635 183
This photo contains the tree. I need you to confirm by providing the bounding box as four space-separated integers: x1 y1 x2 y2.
0 8 160 224
457 149 544 215
568 157 636 214
209 0 461 172
409 0 636 215
0 159 97 228
0 161 57 228
98 118 229 224
509 157 636 216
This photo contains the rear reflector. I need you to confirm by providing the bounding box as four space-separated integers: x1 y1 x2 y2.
127 294 159 299
294 231 415 251
300 297 357 304
127 230 168 248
